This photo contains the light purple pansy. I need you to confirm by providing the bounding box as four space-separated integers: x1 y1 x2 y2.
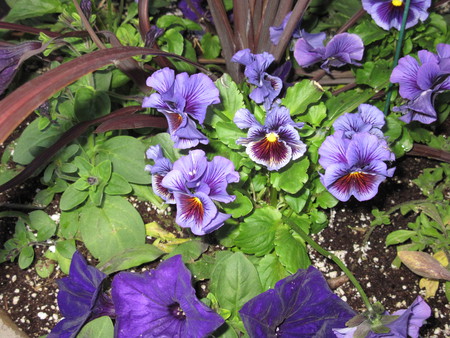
240 266 356 337
362 0 431 31
269 11 302 45
48 252 114 338
390 49 450 124
437 43 450 74
294 32 364 72
234 103 306 171
112 255 224 338
232 49 282 109
319 132 395 202
145 144 175 203
333 296 431 338
161 150 239 235
142 68 220 149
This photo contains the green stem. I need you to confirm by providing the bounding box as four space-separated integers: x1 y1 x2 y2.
383 0 412 115
285 218 373 311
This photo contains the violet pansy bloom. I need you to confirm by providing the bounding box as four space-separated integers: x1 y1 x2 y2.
362 0 431 31
179 0 211 23
319 132 395 202
294 32 364 72
142 68 220 149
0 41 42 95
333 296 431 338
390 49 450 124
145 144 175 203
437 43 450 74
112 255 224 338
161 150 239 235
48 251 114 338
234 104 306 171
239 266 356 337
269 12 302 45
333 104 386 140
231 49 282 108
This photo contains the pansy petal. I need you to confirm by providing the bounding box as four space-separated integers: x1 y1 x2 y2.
346 133 393 165
146 67 175 95
234 108 261 129
301 30 327 49
390 55 422 100
174 191 217 233
201 156 239 203
172 149 208 184
324 33 364 64
247 135 292 171
152 174 175 204
265 104 299 130
162 170 188 193
172 117 209 150
321 164 353 202
294 38 325 68
333 113 369 137
416 61 441 91
231 48 254 66
277 125 307 160
318 131 350 169
359 103 385 129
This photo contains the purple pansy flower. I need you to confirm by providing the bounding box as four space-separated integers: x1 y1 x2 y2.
294 32 364 72
161 150 239 235
239 266 356 337
234 103 306 171
333 296 431 338
48 252 114 338
269 12 302 45
112 255 224 338
231 49 282 108
390 49 450 124
0 41 42 95
179 0 211 23
437 43 450 74
142 68 220 149
362 0 431 31
319 132 395 202
145 144 175 203
333 104 386 140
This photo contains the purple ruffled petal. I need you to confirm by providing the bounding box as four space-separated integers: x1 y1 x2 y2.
234 108 262 129
318 131 350 169
390 55 422 100
293 37 325 68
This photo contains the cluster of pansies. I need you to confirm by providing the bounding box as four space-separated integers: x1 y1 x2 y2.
50 251 431 338
391 44 450 124
318 104 396 202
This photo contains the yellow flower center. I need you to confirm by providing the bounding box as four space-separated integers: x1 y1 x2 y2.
391 0 403 6
266 132 278 143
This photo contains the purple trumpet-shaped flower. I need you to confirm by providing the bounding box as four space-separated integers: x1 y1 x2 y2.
231 49 282 108
234 104 306 171
142 68 220 149
333 296 431 338
161 150 239 235
333 104 386 140
0 41 42 95
390 49 450 124
112 255 224 338
48 252 114 338
145 144 175 203
239 266 356 337
362 0 431 31
319 132 395 202
294 32 364 72
269 12 302 46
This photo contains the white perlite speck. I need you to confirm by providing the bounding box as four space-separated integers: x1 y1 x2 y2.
37 312 48 320
12 296 20 305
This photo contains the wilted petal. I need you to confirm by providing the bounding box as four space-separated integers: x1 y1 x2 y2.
398 251 450 281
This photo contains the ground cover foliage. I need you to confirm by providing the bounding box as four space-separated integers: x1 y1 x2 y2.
0 0 449 337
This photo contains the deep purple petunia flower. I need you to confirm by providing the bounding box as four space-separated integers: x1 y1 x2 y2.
0 41 42 95
390 49 450 124
333 296 431 338
142 68 220 149
239 266 356 337
112 255 224 338
269 12 302 46
234 103 306 171
145 145 175 203
161 150 239 235
319 132 395 202
294 32 364 72
333 104 386 140
48 252 114 338
362 0 431 31
231 49 282 108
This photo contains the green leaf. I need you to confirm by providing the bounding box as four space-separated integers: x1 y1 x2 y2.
235 206 281 256
222 190 253 218
355 60 391 90
59 209 82 239
35 258 55 278
201 33 221 59
384 115 403 142
385 230 416 246
116 23 140 47
74 87 111 121
285 188 310 213
214 121 247 149
143 132 183 163
209 252 262 319
29 210 56 241
77 316 114 338
282 80 324 116
256 254 290 290
325 89 374 124
19 246 34 269
165 240 208 263
60 184 89 211
105 173 132 195
270 157 310 194
92 160 112 182
4 0 63 22
157 15 202 31
96 136 151 184
96 244 164 274
301 103 327 127
80 196 145 262
159 28 184 55
275 224 310 273
350 19 389 44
